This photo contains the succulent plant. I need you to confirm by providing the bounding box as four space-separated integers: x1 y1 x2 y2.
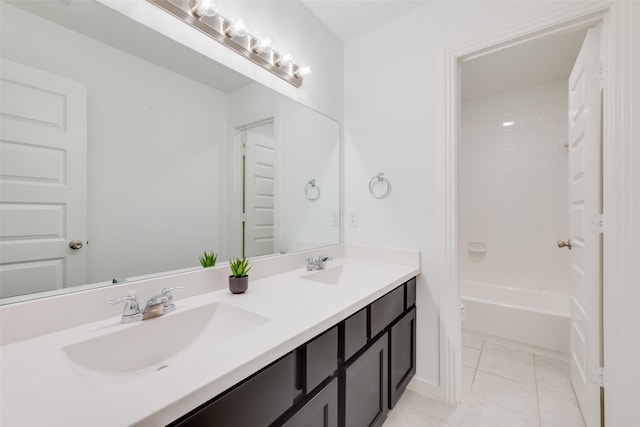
199 251 218 268
229 257 252 278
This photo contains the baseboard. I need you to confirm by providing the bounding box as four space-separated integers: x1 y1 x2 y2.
406 375 447 403
462 329 570 360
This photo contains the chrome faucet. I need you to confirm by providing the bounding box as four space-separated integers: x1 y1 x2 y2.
305 255 332 271
316 255 332 270
106 286 185 323
105 294 142 323
141 293 169 320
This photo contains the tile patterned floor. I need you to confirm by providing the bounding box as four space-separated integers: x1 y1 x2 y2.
383 336 586 427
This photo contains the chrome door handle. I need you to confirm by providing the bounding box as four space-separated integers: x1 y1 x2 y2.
557 239 572 250
69 240 84 250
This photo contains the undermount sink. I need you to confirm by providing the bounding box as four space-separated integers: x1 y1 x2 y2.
63 302 268 374
301 264 374 286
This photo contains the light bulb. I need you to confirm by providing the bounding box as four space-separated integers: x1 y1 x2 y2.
226 19 248 38
189 0 218 17
253 37 273 54
295 66 311 78
276 52 294 67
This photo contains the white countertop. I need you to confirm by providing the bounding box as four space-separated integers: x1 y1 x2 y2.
1 252 419 426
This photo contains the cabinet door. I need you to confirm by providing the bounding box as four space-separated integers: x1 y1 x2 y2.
344 333 389 427
282 378 338 427
389 307 416 408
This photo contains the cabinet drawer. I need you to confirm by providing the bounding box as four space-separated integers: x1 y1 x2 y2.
370 285 404 338
173 353 295 426
344 307 367 361
305 326 338 393
406 277 416 309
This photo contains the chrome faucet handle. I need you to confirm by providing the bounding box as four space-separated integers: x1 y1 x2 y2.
315 255 332 270
161 285 186 295
305 257 317 271
105 294 143 323
161 285 186 313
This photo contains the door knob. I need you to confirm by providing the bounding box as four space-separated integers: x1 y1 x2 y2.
69 240 84 250
557 239 572 250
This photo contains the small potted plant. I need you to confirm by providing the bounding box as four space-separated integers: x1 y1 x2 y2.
228 256 252 294
199 251 217 268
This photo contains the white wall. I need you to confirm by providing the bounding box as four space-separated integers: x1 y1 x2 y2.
459 80 570 295
629 5 640 422
344 0 603 393
2 4 229 283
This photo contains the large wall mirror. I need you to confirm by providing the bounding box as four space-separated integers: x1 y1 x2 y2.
0 0 341 303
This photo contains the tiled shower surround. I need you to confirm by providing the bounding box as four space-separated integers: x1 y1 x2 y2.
459 80 570 296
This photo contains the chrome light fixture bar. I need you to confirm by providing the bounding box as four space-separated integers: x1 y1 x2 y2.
147 0 309 87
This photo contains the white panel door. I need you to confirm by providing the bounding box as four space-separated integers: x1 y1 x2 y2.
567 27 602 427
0 59 87 298
242 122 275 257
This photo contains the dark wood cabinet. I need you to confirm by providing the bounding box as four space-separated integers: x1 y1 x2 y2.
305 326 338 393
406 278 416 308
370 285 404 339
171 352 296 427
171 277 417 427
343 307 367 362
282 378 338 427
344 333 389 427
389 306 416 408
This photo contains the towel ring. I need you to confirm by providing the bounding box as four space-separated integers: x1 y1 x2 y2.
305 179 321 201
369 172 391 199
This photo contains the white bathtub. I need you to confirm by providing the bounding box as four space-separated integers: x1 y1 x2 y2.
461 281 570 353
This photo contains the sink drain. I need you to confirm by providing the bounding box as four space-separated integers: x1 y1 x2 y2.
156 364 169 372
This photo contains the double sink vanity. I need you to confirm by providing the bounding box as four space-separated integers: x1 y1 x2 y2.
0 246 420 426
0 1 419 425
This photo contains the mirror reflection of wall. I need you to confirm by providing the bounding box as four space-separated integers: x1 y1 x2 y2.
0 1 340 302
228 83 341 258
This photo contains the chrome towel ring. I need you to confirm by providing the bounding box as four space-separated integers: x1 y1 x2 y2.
305 179 321 201
369 172 391 199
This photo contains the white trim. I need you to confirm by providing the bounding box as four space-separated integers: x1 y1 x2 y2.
438 1 612 406
437 42 461 406
600 3 637 426
407 376 444 402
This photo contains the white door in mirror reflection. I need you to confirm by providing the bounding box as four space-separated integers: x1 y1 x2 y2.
242 121 275 257
0 59 87 299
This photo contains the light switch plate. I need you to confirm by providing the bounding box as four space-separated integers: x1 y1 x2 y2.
331 212 340 226
349 212 359 227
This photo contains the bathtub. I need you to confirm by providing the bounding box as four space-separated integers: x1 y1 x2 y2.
461 281 570 353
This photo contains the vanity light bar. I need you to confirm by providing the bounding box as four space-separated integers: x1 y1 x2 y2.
146 0 307 88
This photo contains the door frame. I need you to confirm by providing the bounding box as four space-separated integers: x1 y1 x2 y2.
437 2 615 407
239 118 276 258
228 116 279 259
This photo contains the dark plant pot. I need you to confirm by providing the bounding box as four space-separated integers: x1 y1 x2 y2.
229 275 249 294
